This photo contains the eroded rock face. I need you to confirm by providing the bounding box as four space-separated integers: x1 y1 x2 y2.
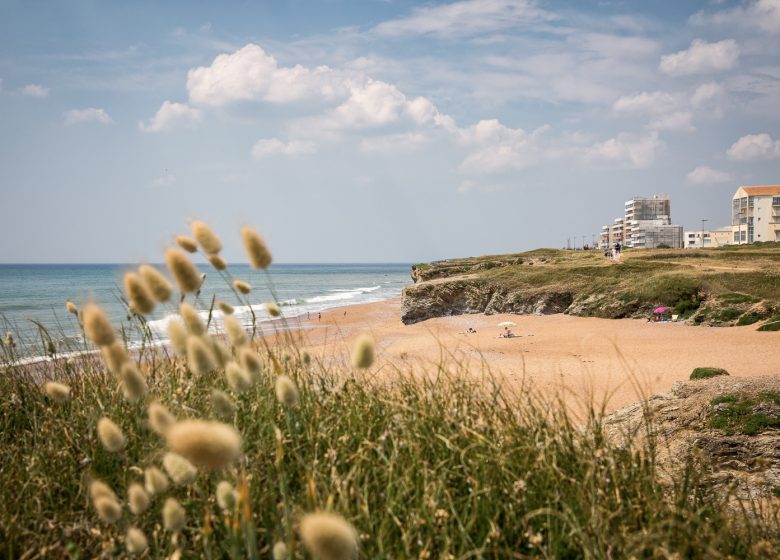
604 375 780 501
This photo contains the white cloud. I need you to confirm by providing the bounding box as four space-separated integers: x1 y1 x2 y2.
692 0 780 35
686 165 732 184
373 0 553 38
152 171 175 187
648 111 695 132
659 39 739 76
405 96 457 132
139 101 201 133
585 132 661 169
20 84 49 97
691 82 725 108
459 119 542 172
331 79 406 128
63 107 113 126
186 44 343 107
727 133 780 161
613 91 676 114
360 132 430 153
251 138 317 158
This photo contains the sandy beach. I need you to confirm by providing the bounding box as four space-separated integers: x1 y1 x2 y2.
284 298 780 414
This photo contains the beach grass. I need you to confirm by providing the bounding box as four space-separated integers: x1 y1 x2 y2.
1 226 780 559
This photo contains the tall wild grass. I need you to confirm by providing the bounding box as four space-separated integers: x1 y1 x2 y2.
0 222 778 559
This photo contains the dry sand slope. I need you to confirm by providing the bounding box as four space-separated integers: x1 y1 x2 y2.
284 298 779 414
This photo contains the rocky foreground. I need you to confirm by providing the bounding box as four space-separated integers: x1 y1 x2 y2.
604 374 780 501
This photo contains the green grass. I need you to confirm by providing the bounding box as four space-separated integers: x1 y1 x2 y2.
758 316 780 332
709 392 780 435
691 367 730 380
716 308 742 322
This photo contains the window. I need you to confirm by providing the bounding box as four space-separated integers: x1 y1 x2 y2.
773 196 780 206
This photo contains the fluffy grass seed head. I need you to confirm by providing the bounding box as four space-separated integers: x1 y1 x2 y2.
208 254 227 271
139 264 173 302
187 335 216 376
66 300 78 315
163 452 197 485
175 235 198 253
126 527 148 555
144 466 170 496
101 340 129 374
239 347 263 379
90 480 117 502
211 389 236 418
148 402 175 435
211 338 231 368
128 483 150 515
44 381 70 403
223 315 247 347
299 512 359 560
167 319 188 356
241 225 272 269
163 498 186 532
218 301 234 315
166 419 242 470
121 362 148 402
351 334 375 369
179 302 206 336
97 417 126 452
226 362 252 393
165 248 201 293
83 303 115 346
191 220 223 254
233 279 252 294
94 496 123 524
123 271 155 315
272 542 289 560
275 375 300 407
216 481 237 511
266 302 281 317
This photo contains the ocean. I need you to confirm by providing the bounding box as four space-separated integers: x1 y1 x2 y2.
0 263 411 358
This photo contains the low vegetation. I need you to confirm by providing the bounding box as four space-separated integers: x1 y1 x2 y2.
710 391 780 436
690 367 730 380
2 226 780 558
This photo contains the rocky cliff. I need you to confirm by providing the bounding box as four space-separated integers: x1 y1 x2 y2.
401 248 780 326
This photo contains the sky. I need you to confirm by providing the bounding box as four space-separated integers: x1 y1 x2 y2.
0 0 779 264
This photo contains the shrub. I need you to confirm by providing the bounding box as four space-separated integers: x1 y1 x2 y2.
709 392 780 435
716 308 742 322
691 367 730 380
758 315 780 332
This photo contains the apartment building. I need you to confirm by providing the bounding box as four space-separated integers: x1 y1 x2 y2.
599 195 682 249
684 227 731 249
730 185 780 244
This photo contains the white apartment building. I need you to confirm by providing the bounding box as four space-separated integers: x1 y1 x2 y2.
731 185 780 244
684 227 731 249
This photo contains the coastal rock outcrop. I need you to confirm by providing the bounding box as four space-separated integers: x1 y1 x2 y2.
603 375 780 501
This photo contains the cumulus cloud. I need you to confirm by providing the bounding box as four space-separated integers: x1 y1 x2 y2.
727 133 780 161
691 82 725 107
585 132 661 168
692 0 780 35
459 119 543 172
686 165 732 184
20 84 49 97
648 111 695 132
659 39 739 76
186 44 344 107
139 101 201 133
251 138 317 158
613 91 676 114
331 79 407 128
63 107 113 126
373 0 553 38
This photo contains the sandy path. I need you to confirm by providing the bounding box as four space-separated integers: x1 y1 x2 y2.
280 298 780 414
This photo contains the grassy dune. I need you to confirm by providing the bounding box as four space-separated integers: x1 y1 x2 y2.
2 228 780 559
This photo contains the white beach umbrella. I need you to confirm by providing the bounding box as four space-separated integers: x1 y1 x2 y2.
497 321 516 327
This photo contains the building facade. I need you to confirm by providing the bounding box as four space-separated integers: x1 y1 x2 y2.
684 227 731 249
600 195 682 249
730 185 780 244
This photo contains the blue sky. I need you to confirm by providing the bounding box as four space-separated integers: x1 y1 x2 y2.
1 0 779 263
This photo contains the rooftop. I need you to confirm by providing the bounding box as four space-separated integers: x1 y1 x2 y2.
737 185 780 197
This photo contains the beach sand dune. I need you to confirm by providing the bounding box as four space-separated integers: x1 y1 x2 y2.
287 298 779 415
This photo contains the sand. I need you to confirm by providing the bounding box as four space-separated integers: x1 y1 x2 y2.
281 298 780 414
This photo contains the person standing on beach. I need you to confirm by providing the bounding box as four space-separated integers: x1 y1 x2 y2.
318 312 321 321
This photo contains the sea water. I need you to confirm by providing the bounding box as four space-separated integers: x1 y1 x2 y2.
0 263 410 358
